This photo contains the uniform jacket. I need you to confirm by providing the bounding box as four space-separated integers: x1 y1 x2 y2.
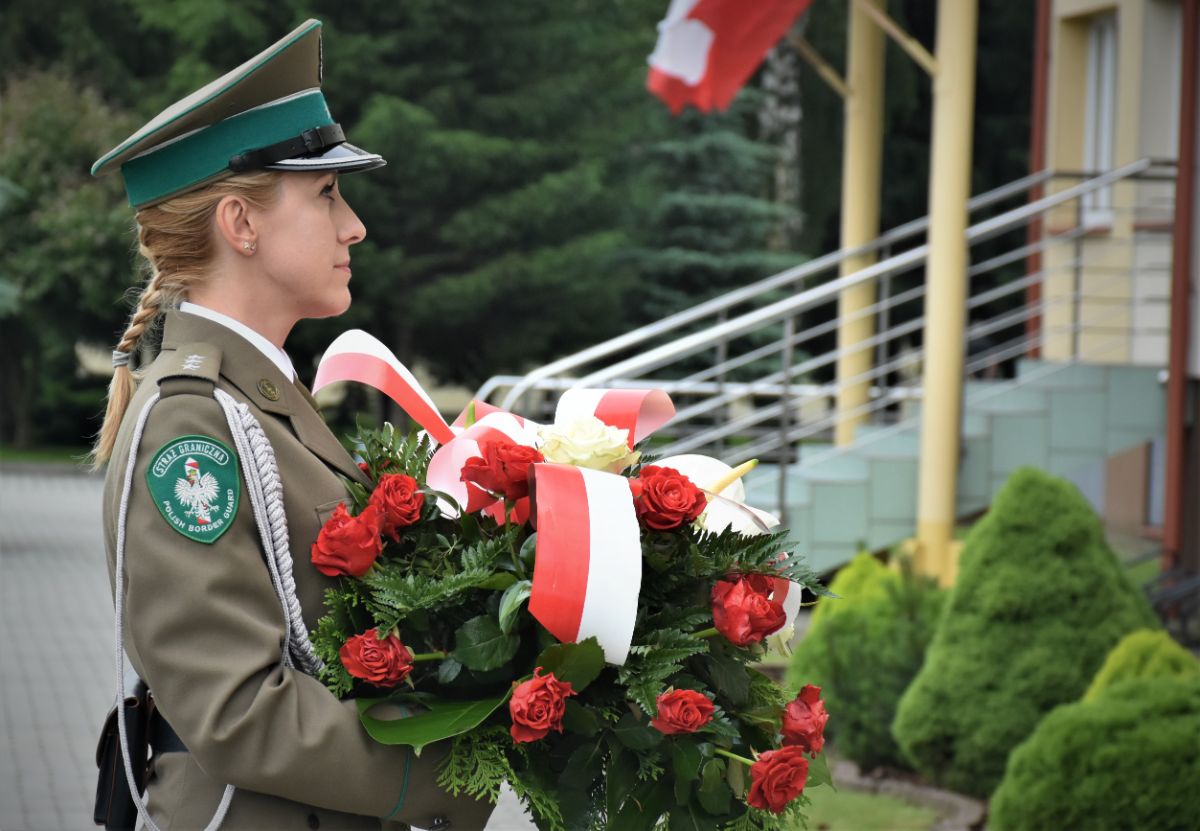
102 310 495 831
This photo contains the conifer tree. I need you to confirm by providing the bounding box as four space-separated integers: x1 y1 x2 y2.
891 467 1157 797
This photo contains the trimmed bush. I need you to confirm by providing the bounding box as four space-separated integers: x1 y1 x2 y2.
807 551 892 627
989 676 1200 831
891 467 1157 796
788 553 945 771
1084 629 1200 701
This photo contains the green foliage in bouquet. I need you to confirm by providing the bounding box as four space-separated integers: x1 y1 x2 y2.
891 467 1157 797
787 553 945 771
310 424 832 830
1083 629 1200 701
988 676 1200 831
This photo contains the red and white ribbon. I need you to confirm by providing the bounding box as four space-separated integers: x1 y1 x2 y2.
313 331 677 664
772 577 804 627
313 330 455 444
312 332 796 661
528 464 642 665
555 388 675 448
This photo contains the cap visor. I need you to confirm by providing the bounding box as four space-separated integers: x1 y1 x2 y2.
263 142 385 173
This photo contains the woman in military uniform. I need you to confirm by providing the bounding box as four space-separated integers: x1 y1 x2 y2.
91 20 494 831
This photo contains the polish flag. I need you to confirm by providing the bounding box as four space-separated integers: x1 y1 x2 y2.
528 464 642 665
647 0 813 114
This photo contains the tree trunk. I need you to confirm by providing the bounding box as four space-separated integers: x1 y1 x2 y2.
759 26 804 252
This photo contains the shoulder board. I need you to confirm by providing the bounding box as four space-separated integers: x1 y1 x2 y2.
157 342 222 396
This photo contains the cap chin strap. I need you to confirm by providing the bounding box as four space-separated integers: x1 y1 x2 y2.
228 123 345 172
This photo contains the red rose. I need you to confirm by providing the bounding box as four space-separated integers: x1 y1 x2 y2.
311 503 383 577
358 461 371 476
747 746 810 814
650 689 715 735
461 439 543 501
781 684 829 754
508 667 576 743
711 574 787 647
632 465 708 531
369 473 426 541
339 628 413 687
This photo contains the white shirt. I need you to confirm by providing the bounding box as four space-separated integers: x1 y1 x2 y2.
179 301 296 382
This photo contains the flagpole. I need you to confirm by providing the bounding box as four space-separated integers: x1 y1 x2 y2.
834 0 886 447
915 0 979 584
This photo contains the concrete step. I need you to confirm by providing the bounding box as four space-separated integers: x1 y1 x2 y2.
867 456 918 525
743 464 811 507
964 381 1048 415
958 429 993 514
856 429 921 459
988 410 1050 494
744 359 1166 579
795 450 870 483
808 477 870 551
1016 359 1108 390
1047 388 1109 455
1105 365 1166 436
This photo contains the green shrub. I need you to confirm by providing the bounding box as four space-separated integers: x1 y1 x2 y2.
787 553 945 771
989 676 1200 831
807 551 892 627
891 467 1157 797
1084 629 1200 701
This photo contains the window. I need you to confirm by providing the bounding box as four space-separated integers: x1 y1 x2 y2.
1083 13 1117 226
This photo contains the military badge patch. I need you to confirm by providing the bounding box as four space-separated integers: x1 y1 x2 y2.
146 435 240 543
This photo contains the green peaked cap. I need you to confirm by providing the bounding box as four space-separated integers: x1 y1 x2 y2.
92 19 384 207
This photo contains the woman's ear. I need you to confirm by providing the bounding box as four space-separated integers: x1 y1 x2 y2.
213 194 259 256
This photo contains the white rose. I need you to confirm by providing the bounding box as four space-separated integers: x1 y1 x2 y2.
537 416 640 472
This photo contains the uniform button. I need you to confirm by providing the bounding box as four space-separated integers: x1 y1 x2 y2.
306 813 320 830
258 379 280 400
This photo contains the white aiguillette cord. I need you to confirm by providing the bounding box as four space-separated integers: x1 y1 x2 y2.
113 389 324 830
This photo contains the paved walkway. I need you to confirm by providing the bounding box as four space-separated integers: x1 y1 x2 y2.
0 467 533 831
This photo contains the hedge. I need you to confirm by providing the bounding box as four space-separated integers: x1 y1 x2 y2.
788 552 945 771
890 466 1157 796
989 676 1200 831
1084 628 1200 701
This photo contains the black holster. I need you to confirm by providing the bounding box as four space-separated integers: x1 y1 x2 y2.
94 680 149 830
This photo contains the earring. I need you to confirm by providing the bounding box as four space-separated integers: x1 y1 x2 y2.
242 240 257 252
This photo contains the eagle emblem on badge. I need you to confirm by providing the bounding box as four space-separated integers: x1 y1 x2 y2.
175 457 220 525
146 435 240 543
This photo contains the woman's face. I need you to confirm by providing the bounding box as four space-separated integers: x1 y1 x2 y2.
253 171 366 320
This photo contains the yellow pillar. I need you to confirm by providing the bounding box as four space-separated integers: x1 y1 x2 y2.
834 0 886 446
915 0 978 584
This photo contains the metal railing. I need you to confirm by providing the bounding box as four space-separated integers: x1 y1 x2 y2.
479 169 1060 410
475 159 1176 517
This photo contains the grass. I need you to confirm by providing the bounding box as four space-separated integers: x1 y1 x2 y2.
0 444 91 465
1124 556 1162 589
785 786 937 831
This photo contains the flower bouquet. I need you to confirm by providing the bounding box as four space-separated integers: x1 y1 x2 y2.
307 332 832 831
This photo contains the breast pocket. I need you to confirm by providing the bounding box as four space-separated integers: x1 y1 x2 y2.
314 497 347 528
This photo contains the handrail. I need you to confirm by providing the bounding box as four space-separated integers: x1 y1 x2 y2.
472 158 1176 502
563 158 1158 390
489 160 1165 408
767 283 1166 475
493 168 1060 409
641 259 1133 458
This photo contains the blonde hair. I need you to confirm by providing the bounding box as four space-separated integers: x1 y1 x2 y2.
90 171 283 468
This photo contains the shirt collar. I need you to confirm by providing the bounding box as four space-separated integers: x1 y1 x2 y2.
179 301 296 382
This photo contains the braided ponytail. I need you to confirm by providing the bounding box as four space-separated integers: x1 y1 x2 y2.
89 171 282 468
